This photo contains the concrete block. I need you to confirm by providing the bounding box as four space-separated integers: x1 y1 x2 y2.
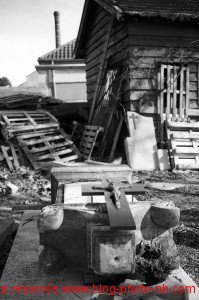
88 225 135 275
99 240 133 274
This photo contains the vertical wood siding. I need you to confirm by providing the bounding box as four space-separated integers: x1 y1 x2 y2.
126 20 199 115
85 6 128 109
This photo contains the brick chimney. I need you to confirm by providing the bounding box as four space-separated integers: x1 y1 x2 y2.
54 11 61 48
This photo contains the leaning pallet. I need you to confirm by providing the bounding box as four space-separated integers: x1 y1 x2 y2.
0 110 59 139
166 120 199 170
78 125 104 160
16 128 81 169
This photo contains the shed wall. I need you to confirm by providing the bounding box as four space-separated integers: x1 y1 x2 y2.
126 19 199 116
84 5 128 108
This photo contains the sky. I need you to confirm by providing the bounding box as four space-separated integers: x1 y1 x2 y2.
0 0 84 86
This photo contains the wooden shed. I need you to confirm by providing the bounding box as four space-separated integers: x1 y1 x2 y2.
74 0 199 168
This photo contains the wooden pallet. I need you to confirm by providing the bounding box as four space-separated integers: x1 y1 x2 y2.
16 128 81 169
78 125 104 160
0 110 59 139
166 120 199 170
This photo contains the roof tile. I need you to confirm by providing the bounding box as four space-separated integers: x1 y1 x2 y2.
103 0 199 20
39 38 76 61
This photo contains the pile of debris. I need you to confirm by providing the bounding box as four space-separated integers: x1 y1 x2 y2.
0 110 81 170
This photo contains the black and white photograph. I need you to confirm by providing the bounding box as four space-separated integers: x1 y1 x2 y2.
0 0 198 299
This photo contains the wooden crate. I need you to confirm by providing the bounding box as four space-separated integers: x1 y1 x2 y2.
17 128 81 169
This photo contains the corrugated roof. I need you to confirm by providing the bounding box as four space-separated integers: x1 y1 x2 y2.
38 38 76 61
100 0 199 20
0 90 64 109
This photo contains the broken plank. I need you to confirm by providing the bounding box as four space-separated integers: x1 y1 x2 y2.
9 143 20 168
1 146 14 170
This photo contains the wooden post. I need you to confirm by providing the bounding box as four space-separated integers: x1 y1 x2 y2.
166 65 171 120
179 67 184 119
159 64 164 146
173 66 177 120
185 66 190 119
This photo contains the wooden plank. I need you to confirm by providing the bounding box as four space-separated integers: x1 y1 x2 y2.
16 145 26 166
173 148 199 155
9 143 20 168
159 64 164 143
104 190 136 230
166 65 171 119
16 128 58 139
179 67 184 118
167 121 199 129
185 66 190 118
171 131 199 139
177 163 199 170
28 141 71 153
62 154 79 162
23 111 38 126
173 66 177 120
1 146 13 170
18 135 63 146
88 16 114 124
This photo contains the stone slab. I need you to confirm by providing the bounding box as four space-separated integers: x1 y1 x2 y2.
125 112 159 171
0 211 91 300
0 219 15 248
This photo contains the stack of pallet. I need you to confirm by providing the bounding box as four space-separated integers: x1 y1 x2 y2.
166 120 199 170
0 110 81 170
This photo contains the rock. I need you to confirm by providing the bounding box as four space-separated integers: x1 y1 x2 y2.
150 204 180 229
40 196 51 203
37 205 64 233
6 182 19 194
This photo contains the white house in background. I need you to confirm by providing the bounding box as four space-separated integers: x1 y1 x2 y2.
19 12 87 103
19 38 87 103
